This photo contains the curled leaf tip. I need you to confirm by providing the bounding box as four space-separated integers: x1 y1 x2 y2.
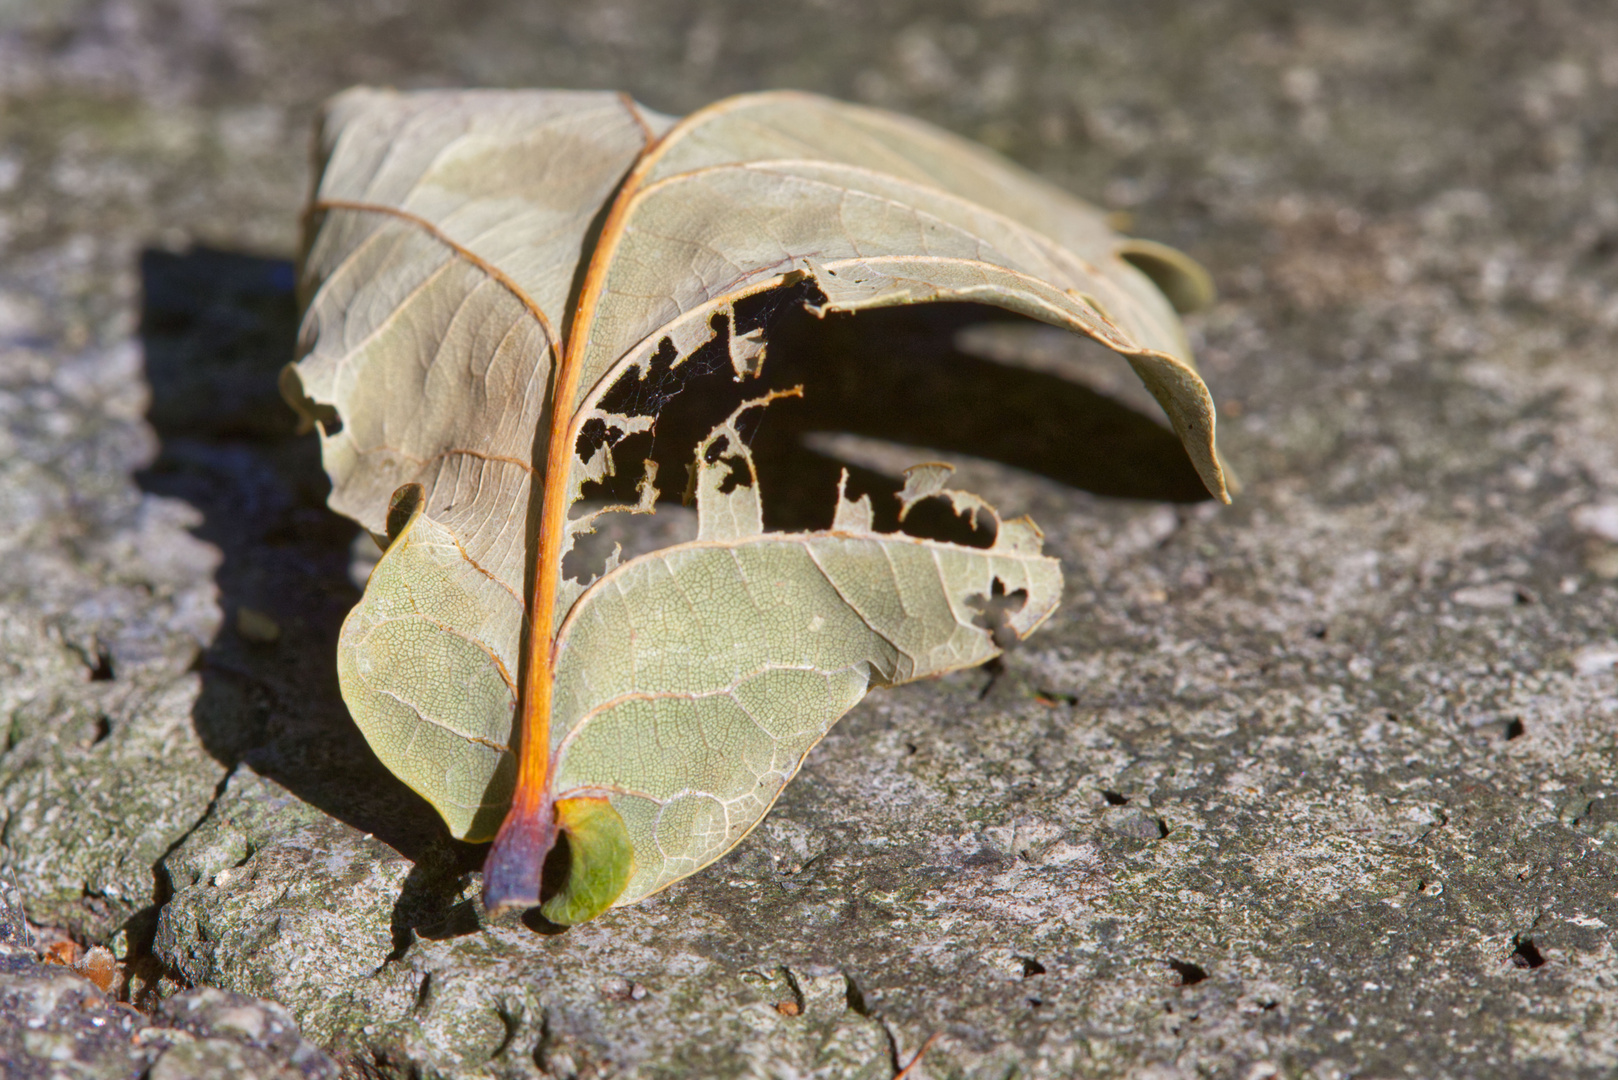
1114 238 1217 314
539 797 634 926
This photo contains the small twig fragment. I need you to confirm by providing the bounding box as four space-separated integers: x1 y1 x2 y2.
893 1031 941 1080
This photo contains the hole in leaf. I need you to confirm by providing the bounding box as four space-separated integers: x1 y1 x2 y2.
313 404 342 436
593 280 819 434
1168 959 1208 986
583 289 809 524
1510 936 1545 969
576 415 617 463
747 301 1214 532
894 492 997 549
560 539 603 588
575 429 656 509
595 335 687 423
703 434 730 466
1101 790 1129 806
716 456 751 495
565 427 673 584
967 578 1030 648
570 285 1217 582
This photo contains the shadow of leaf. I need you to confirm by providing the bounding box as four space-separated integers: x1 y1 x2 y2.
135 247 457 866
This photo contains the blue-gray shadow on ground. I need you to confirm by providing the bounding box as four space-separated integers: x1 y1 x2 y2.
135 247 471 858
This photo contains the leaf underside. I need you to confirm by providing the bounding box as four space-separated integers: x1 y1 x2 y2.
284 87 1227 918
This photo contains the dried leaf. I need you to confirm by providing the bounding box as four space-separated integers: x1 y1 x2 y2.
283 88 1228 922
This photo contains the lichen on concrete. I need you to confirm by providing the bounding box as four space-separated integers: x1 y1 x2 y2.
3 0 1618 1077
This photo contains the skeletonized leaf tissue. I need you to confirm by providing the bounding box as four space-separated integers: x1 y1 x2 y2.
281 88 1230 925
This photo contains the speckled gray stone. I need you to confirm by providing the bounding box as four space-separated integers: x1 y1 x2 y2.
3 1 1618 1078
0 881 340 1078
